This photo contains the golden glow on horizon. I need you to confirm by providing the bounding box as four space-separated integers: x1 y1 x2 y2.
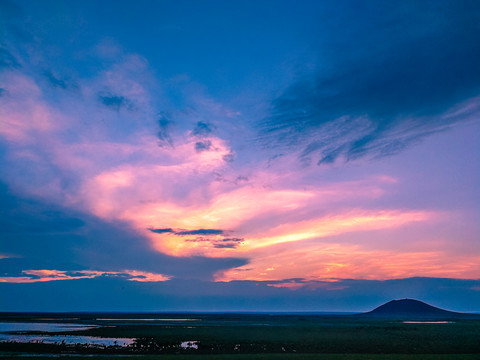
240 210 430 251
214 242 480 282
145 209 432 257
74 153 456 282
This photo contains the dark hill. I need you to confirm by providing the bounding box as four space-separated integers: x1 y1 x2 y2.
362 299 477 319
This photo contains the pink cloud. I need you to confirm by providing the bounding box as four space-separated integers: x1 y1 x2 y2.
268 280 348 291
268 282 305 290
0 269 171 283
1 40 478 287
0 73 63 143
124 270 171 282
1 70 467 284
215 239 480 283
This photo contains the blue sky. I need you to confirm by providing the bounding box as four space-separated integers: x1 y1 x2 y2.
1 0 480 312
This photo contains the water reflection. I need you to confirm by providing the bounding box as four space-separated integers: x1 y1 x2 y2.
0 322 97 332
0 334 134 346
0 322 133 347
96 318 199 321
403 321 454 324
181 340 198 349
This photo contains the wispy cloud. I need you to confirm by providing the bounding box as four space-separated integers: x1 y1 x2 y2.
195 140 212 152
267 279 348 291
0 47 20 69
186 237 245 249
259 1 480 164
98 93 134 111
176 229 225 236
148 228 244 250
0 269 171 283
148 228 227 236
43 70 68 89
157 113 174 148
149 228 175 234
192 121 215 138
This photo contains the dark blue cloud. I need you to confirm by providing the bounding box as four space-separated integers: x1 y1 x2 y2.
176 229 224 236
0 183 246 281
193 121 215 137
0 47 20 69
148 228 225 236
148 228 174 234
222 153 235 163
260 0 480 164
213 243 238 249
157 113 174 148
149 228 243 248
43 70 68 89
0 193 85 234
221 238 243 242
188 120 216 155
0 183 85 236
184 237 244 249
195 140 212 152
98 93 134 111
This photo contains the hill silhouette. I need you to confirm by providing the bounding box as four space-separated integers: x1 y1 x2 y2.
361 299 478 319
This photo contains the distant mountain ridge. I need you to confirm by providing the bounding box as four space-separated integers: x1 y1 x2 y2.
362 299 479 319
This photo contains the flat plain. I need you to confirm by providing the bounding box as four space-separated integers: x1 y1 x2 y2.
0 312 479 359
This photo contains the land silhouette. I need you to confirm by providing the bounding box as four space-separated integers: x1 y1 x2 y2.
0 299 479 358
361 298 480 319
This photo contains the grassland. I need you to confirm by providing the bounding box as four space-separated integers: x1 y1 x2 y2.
71 316 480 354
1 354 480 360
0 313 479 357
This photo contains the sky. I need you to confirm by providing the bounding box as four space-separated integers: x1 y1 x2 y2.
1 0 479 312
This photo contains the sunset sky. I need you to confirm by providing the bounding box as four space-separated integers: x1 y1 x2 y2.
1 0 479 312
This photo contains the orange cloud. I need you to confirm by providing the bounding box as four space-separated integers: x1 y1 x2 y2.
215 240 480 283
146 208 432 257
3 68 477 287
240 209 431 251
268 280 348 291
268 282 305 290
123 270 171 282
0 269 171 283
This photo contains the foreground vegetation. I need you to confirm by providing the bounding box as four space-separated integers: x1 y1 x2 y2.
2 354 480 360
0 314 479 357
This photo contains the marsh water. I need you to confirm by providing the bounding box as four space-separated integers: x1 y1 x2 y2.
0 312 479 355
0 318 206 348
0 322 134 346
